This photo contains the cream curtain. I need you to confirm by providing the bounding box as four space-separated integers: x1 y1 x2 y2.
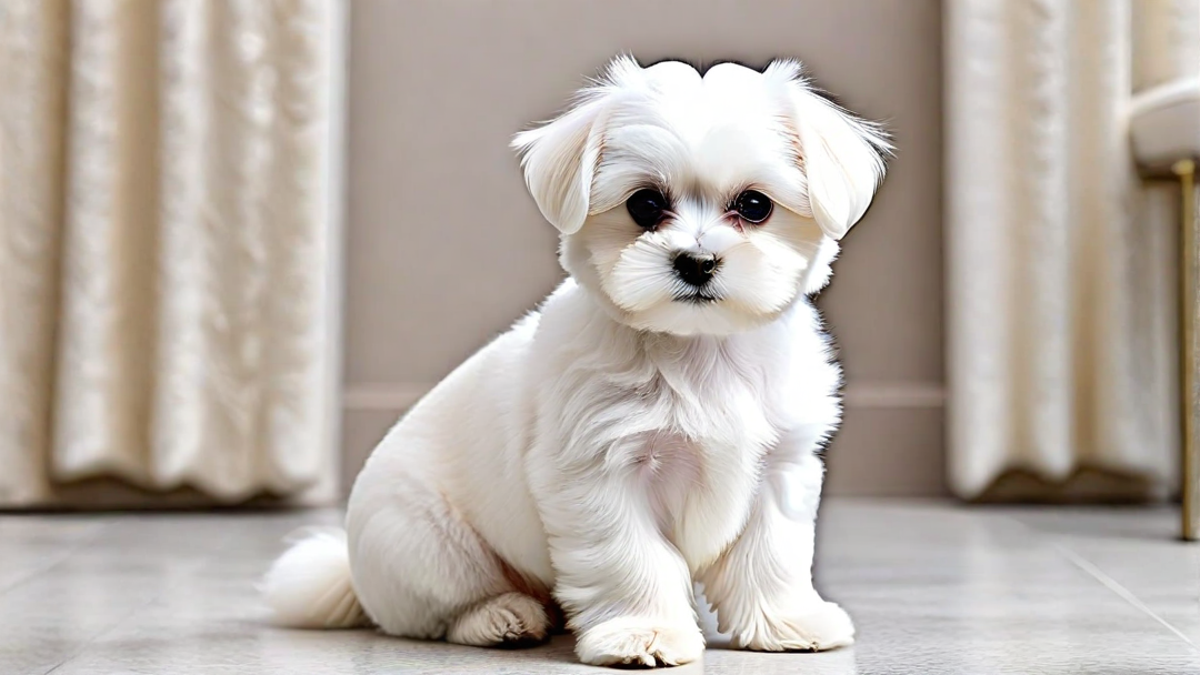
946 0 1200 500
0 0 342 507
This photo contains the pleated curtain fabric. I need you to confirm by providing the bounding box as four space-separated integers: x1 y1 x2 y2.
0 0 341 506
945 0 1200 500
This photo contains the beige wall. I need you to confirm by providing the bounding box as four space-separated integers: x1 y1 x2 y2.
343 0 945 497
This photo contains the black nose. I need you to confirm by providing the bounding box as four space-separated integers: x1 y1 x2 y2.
673 252 719 287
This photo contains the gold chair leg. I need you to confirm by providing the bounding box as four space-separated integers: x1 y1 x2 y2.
1175 158 1199 541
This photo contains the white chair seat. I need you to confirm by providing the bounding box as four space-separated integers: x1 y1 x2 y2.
1131 78 1200 171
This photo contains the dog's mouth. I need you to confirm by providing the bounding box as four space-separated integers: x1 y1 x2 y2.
672 292 721 305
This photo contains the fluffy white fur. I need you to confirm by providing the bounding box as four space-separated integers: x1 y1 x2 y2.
263 56 889 668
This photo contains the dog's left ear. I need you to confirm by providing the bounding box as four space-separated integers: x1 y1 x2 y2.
776 64 891 240
511 91 611 235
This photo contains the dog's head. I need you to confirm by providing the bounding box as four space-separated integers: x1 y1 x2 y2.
514 56 889 335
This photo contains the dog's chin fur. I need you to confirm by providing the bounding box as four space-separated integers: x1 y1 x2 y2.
263 56 888 667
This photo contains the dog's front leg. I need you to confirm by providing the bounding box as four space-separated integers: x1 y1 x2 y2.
540 466 704 667
697 435 854 652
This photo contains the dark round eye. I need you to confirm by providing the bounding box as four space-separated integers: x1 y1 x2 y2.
626 188 669 230
733 190 773 224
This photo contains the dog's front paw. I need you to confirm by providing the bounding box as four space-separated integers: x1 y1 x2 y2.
575 616 704 667
735 600 855 652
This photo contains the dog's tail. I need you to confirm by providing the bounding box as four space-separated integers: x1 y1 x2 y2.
261 527 369 629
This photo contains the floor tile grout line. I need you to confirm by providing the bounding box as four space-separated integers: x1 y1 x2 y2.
34 516 174 675
0 520 116 602
37 584 172 675
1053 542 1198 651
3 520 123 675
34 516 268 675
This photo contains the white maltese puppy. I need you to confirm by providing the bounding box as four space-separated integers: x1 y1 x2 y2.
264 55 889 668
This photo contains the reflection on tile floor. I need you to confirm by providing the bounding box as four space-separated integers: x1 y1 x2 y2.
1 501 1197 674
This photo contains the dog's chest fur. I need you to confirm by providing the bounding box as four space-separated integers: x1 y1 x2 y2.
623 351 779 568
533 286 835 570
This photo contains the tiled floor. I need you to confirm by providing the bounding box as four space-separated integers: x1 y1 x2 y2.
1 501 1197 674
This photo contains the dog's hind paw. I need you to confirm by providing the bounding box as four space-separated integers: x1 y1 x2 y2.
446 592 550 647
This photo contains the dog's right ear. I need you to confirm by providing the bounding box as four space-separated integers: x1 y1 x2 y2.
513 55 649 235
511 91 610 235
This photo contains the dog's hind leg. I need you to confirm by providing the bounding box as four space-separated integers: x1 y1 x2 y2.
346 471 551 646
